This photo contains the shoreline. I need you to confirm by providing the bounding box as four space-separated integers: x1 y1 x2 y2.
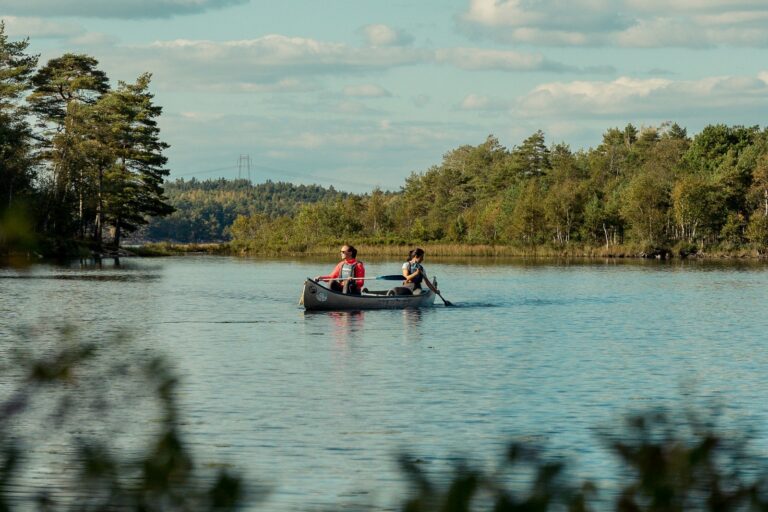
131 242 768 260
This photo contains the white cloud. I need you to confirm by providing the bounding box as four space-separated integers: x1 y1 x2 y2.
144 36 427 80
94 35 430 92
460 94 490 110
343 84 392 98
459 0 768 47
362 24 413 47
0 0 247 19
517 73 768 118
68 32 119 46
459 93 510 111
436 47 574 72
1 16 83 38
96 35 582 94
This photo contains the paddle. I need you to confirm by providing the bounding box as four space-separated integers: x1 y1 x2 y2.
422 275 453 306
319 275 403 281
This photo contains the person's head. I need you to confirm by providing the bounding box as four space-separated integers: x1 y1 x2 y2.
341 245 357 259
408 248 425 261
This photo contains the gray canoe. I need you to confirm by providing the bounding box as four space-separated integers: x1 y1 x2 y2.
300 278 436 311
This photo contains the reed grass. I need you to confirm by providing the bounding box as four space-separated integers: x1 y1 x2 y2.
138 241 768 259
133 241 229 256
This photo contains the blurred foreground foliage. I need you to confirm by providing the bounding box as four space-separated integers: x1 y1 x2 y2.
2 330 768 511
0 328 250 512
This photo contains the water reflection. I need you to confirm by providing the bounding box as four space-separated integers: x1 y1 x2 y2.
0 274 159 282
401 308 424 329
326 311 365 346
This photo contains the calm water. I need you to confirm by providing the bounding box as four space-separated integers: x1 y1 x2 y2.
2 255 768 510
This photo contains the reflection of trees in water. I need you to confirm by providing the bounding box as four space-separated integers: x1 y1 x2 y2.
4 328 768 511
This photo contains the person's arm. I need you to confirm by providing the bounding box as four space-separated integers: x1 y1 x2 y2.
354 262 366 289
402 262 421 282
316 262 342 281
421 274 439 293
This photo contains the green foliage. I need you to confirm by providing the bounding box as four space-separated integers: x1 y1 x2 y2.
143 179 347 243
398 407 768 512
0 328 253 511
0 32 175 255
221 125 768 256
0 22 38 215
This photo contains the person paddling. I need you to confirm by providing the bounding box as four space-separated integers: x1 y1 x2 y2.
402 248 439 296
316 244 366 295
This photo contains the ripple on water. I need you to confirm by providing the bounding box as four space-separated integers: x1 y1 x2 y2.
3 257 768 511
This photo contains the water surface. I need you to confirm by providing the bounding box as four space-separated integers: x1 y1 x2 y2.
2 256 768 510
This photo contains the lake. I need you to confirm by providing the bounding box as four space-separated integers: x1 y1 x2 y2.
2 255 768 510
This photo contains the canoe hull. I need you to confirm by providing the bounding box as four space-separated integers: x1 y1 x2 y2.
301 279 436 311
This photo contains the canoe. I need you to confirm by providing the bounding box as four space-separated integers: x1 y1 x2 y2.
300 278 436 311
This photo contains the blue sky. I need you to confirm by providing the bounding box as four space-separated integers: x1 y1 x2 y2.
3 0 768 192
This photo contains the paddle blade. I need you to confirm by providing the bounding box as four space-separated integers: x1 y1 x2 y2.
376 274 405 280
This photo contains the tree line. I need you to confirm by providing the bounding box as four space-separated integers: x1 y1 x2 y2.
140 178 349 242
229 124 768 256
0 23 173 255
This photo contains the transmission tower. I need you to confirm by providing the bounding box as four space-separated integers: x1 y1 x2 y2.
237 154 251 182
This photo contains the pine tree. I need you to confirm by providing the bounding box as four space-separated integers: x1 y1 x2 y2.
0 22 38 211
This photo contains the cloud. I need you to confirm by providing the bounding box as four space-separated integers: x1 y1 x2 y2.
361 24 414 46
68 32 119 46
435 47 576 72
133 36 428 88
1 16 83 38
516 73 768 118
0 0 247 19
458 0 768 47
162 111 468 191
343 84 392 98
459 93 509 111
100 35 580 94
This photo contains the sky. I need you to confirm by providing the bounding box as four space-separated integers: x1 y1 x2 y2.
3 0 768 192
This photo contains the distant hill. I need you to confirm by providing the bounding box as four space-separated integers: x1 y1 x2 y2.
141 178 347 242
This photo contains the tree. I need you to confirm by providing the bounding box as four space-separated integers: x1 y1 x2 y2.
544 178 583 245
97 74 174 248
363 187 389 236
620 171 671 246
0 22 38 210
513 130 550 178
671 174 723 243
503 179 547 245
29 53 110 238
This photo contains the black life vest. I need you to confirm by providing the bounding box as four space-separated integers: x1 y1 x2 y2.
406 261 424 287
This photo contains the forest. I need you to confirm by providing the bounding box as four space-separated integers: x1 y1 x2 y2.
140 179 348 242
0 24 173 256
227 124 768 257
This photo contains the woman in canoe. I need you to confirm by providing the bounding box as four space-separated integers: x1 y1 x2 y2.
402 248 439 295
315 244 366 295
